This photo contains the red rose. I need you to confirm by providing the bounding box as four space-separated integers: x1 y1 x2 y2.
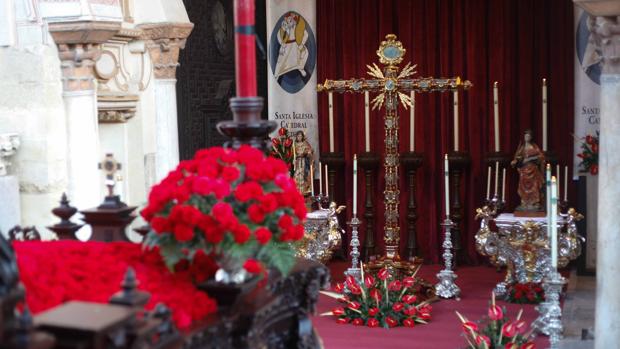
488 304 503 321
212 202 233 218
254 227 272 245
258 194 278 213
402 294 417 304
377 268 390 280
233 224 251 244
243 259 263 274
392 302 404 312
385 316 398 327
351 318 364 326
367 318 379 328
173 224 194 242
475 335 491 347
368 307 379 316
403 318 415 328
272 138 281 146
502 322 517 338
364 275 375 288
278 216 295 233
211 179 231 199
348 301 361 310
150 217 171 234
403 306 417 316
403 277 415 288
332 307 345 316
278 128 287 136
388 280 402 291
462 321 478 333
234 182 263 202
247 204 265 224
336 317 349 325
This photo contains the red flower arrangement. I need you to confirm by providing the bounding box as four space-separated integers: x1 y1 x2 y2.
320 266 432 329
141 145 307 277
455 293 536 349
13 241 217 330
577 131 599 175
506 283 545 304
270 127 295 174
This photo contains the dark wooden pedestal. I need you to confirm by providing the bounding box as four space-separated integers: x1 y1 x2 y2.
358 152 381 261
81 205 137 242
448 151 470 266
401 152 423 260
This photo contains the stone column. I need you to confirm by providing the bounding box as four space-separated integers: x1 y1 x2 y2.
139 23 193 181
573 5 620 347
49 22 120 218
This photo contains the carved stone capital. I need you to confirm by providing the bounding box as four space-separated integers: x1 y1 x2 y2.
98 94 139 123
589 16 620 74
49 21 121 91
138 22 194 79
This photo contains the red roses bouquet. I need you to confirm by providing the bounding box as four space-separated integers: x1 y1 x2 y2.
577 131 599 175
270 127 294 173
455 293 536 349
141 145 307 279
321 266 432 328
506 283 545 304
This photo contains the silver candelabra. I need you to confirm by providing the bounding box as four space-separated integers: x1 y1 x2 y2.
435 217 460 299
533 269 566 348
345 215 361 280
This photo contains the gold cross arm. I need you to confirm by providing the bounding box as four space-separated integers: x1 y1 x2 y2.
317 77 472 94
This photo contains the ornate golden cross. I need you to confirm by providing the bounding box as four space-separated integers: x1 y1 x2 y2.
318 34 472 265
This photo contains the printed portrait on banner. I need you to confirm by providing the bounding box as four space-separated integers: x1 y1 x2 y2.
269 11 317 94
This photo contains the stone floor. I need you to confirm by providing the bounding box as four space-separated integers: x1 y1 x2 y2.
558 270 595 348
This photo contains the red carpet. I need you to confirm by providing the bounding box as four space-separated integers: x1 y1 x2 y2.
311 262 550 348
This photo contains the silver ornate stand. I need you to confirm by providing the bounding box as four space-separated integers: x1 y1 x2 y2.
435 217 460 298
533 270 566 348
345 215 362 280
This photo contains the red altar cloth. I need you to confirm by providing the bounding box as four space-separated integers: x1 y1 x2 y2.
13 241 218 329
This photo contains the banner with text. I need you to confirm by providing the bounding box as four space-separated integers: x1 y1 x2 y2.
574 7 600 177
267 0 319 178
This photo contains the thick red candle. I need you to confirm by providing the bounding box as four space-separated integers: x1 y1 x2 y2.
234 0 257 97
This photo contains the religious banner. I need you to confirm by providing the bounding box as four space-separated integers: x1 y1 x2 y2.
573 7 600 272
266 0 319 189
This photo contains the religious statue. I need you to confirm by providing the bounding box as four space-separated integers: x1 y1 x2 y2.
274 12 309 80
293 131 314 195
511 130 545 212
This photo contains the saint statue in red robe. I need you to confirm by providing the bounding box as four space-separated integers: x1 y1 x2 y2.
511 130 545 212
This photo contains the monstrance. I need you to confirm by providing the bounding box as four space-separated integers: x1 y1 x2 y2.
317 34 472 275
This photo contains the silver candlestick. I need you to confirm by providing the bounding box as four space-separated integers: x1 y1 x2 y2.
435 217 460 299
345 215 361 280
533 270 566 348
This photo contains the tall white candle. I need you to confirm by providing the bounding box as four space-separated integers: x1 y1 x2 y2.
365 91 370 152
486 166 492 200
493 81 500 152
328 92 335 152
501 168 506 201
310 163 314 196
453 91 459 152
410 90 415 151
542 78 548 151
546 164 551 238
444 154 450 217
551 176 558 268
353 154 358 215
564 165 568 201
494 161 499 197
318 161 323 196
556 164 560 201
324 164 329 197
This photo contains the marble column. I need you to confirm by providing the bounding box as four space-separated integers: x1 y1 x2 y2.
49 22 120 234
139 23 193 181
573 6 620 348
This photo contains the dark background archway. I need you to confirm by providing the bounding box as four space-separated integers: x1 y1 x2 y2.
177 0 268 160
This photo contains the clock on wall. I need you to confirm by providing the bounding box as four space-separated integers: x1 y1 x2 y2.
211 0 233 56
